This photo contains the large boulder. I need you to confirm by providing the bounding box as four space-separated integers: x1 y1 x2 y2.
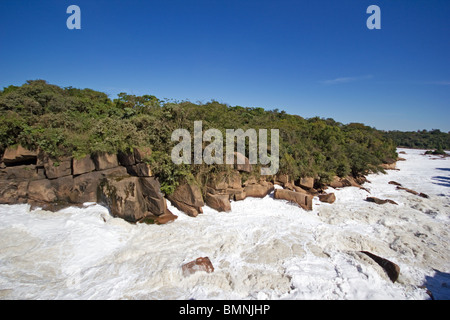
139 177 166 216
244 181 274 198
298 177 314 190
2 145 37 165
98 176 148 222
318 193 336 204
205 192 231 212
126 163 153 177
274 188 312 211
167 182 204 217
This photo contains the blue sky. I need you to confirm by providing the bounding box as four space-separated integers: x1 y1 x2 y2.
1 0 449 131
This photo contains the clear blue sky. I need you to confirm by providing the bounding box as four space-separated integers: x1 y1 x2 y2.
1 0 449 131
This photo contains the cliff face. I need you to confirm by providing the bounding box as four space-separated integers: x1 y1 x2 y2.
0 145 173 223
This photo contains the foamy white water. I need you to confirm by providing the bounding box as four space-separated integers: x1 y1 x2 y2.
0 148 449 300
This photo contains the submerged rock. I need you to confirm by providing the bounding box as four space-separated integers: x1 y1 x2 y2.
366 197 398 205
182 257 214 277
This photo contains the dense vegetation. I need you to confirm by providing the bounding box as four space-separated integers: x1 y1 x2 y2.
0 80 397 194
384 130 450 152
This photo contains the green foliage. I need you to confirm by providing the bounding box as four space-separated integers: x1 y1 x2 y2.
385 129 450 150
0 80 399 192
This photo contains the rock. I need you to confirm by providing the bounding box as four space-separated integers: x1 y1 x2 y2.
72 155 95 176
244 182 274 198
117 150 136 166
126 163 153 177
98 176 148 222
274 188 313 210
381 163 397 170
181 257 214 277
134 147 152 163
299 177 314 189
329 176 345 188
28 179 57 203
139 177 166 216
92 152 119 171
234 189 247 201
0 165 45 181
360 251 400 283
43 156 72 179
275 174 289 186
0 181 29 204
167 182 204 217
234 152 252 173
419 192 429 199
366 197 398 205
388 181 402 186
399 151 407 154
205 192 231 212
155 209 178 224
318 193 336 204
2 145 37 165
396 186 419 196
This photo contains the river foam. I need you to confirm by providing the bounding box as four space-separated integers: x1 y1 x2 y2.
0 148 449 299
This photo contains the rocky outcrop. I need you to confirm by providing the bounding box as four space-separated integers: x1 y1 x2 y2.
0 144 172 223
98 176 167 222
181 257 214 277
274 188 312 211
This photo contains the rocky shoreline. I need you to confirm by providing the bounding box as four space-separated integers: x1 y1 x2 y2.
0 144 391 224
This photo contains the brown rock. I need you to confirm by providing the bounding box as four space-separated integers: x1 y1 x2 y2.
0 165 45 181
396 186 419 196
381 163 397 170
28 179 57 203
44 157 72 179
98 176 148 222
126 163 153 177
2 145 37 165
318 193 336 204
329 176 345 188
156 208 178 224
117 150 136 166
244 183 274 198
182 257 214 277
0 181 29 204
205 192 231 212
140 177 166 216
72 155 95 175
274 188 313 211
92 152 118 171
366 197 398 205
388 181 402 186
299 177 314 189
360 251 400 283
167 182 204 217
234 189 247 201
